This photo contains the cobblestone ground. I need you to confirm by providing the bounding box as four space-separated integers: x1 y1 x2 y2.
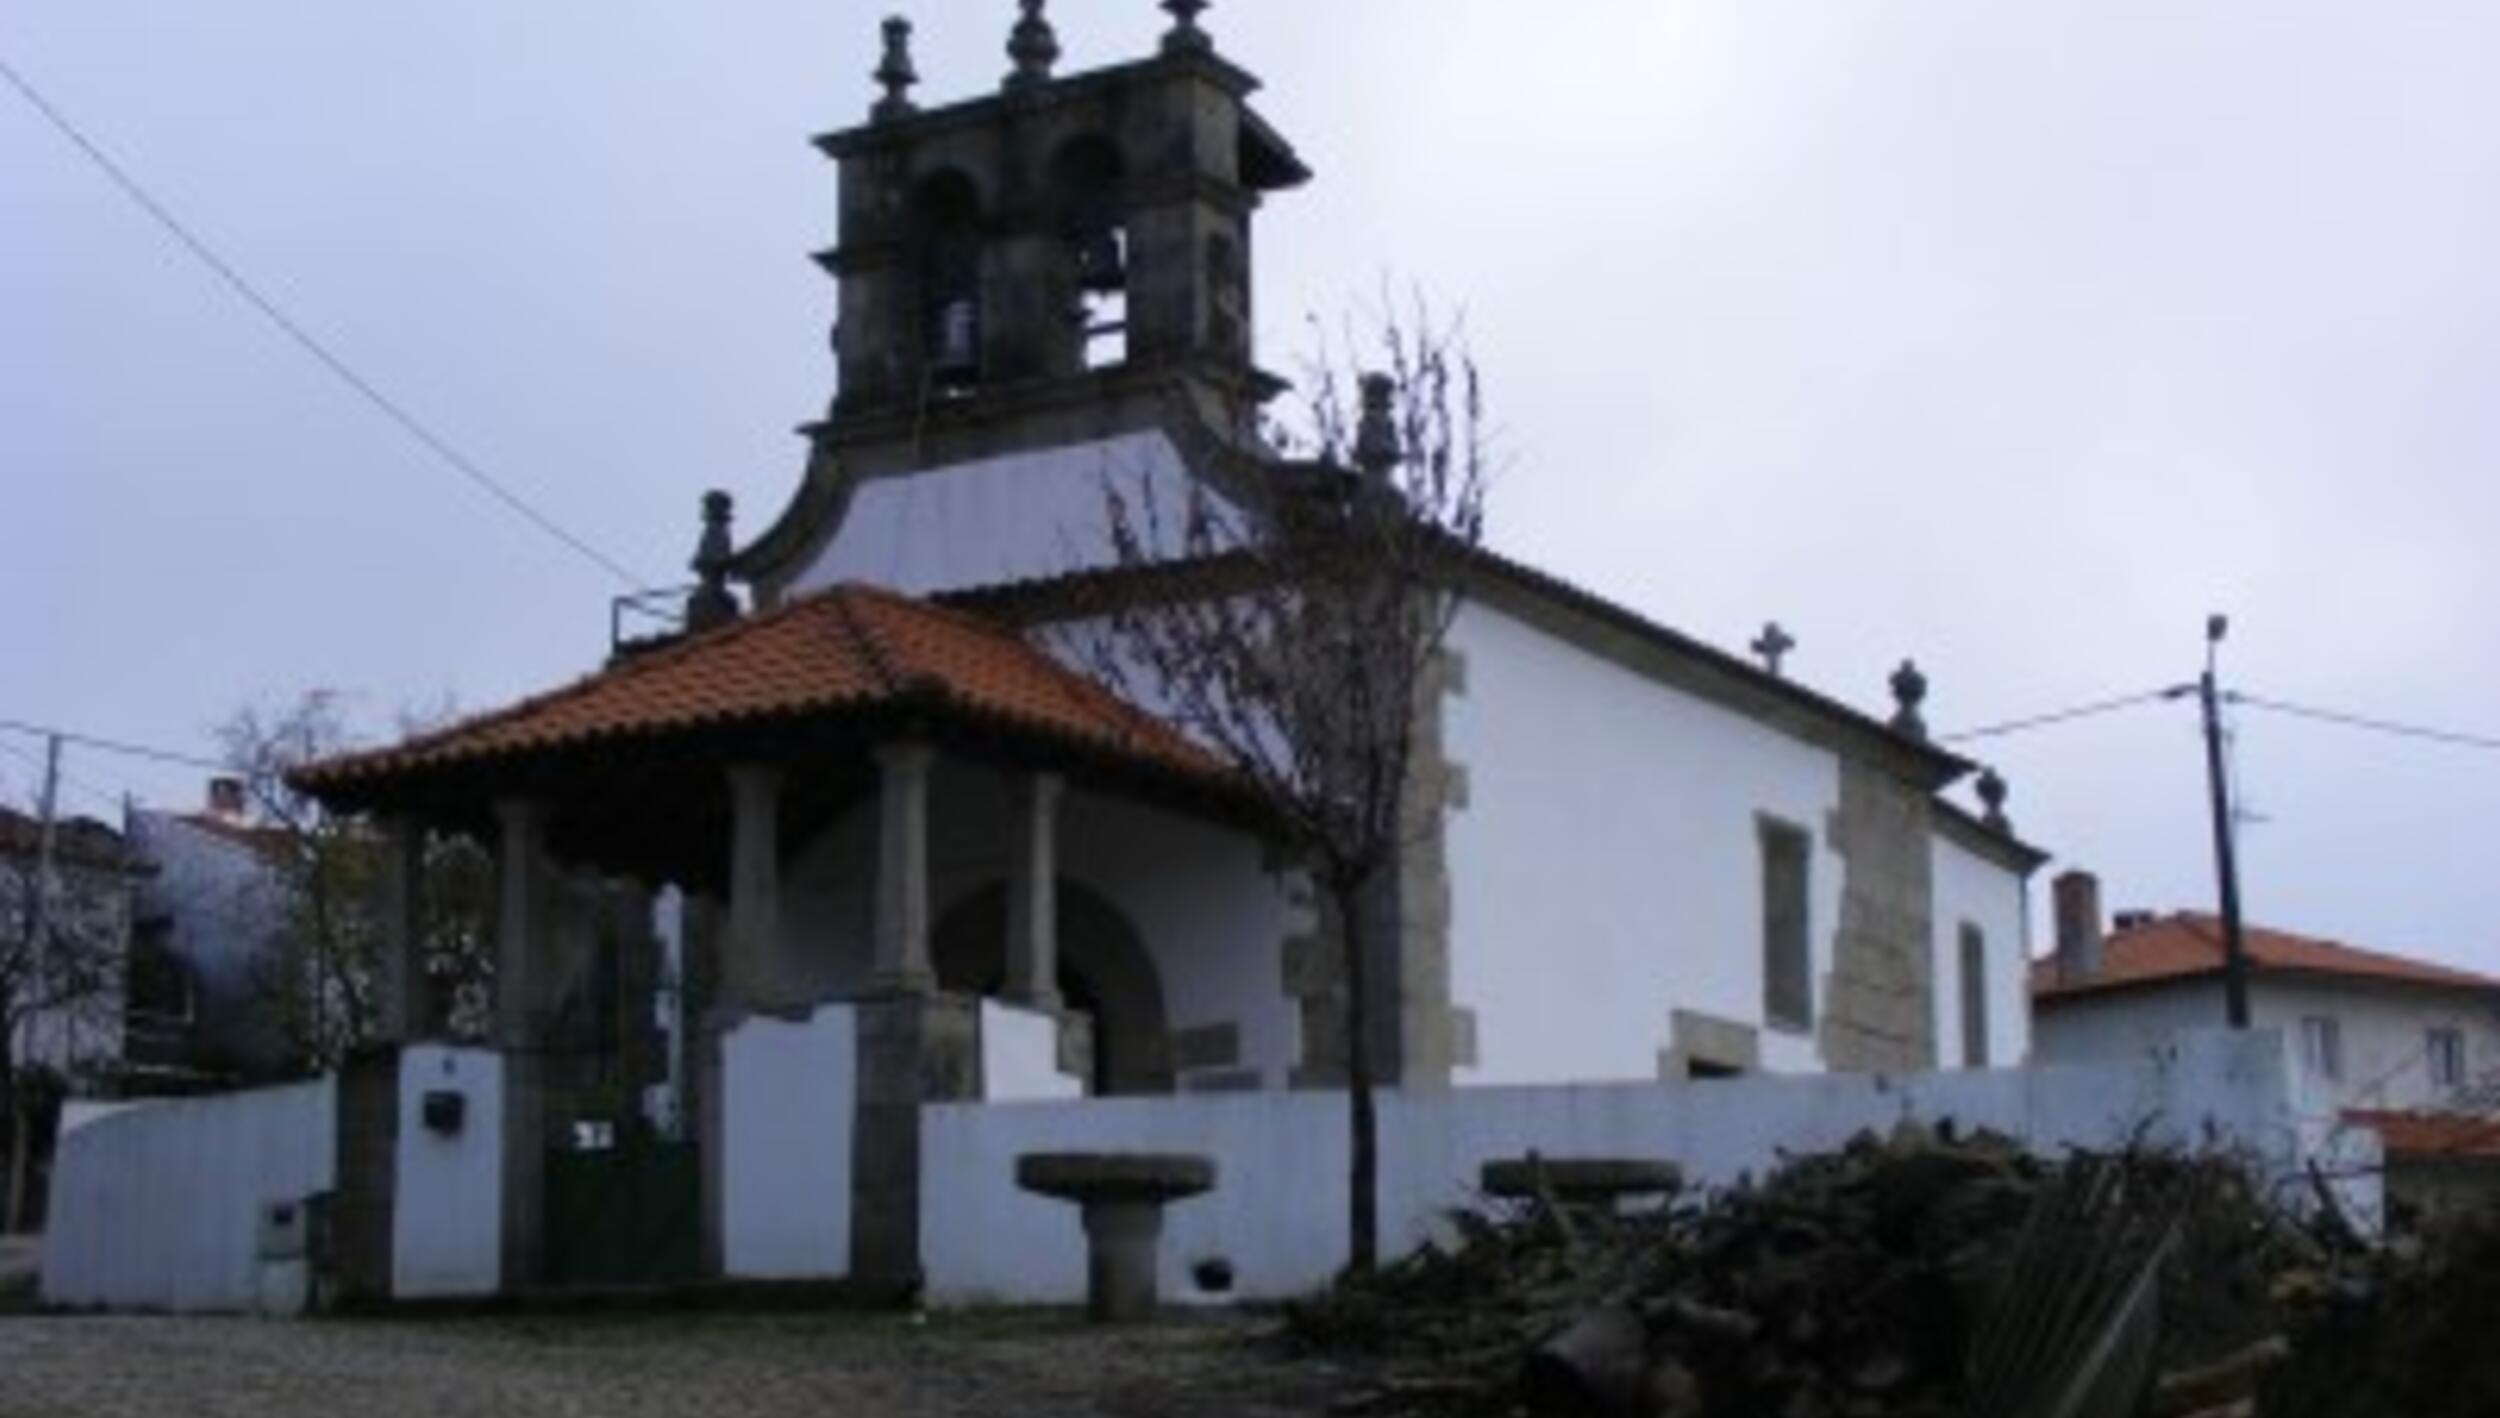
0 1309 1347 1418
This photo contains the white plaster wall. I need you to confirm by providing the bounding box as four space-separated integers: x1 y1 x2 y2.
921 1028 2333 1304
787 431 1202 597
2033 980 2234 1068
1930 835 2033 1068
982 1000 1082 1102
40 1078 335 1311
782 760 1303 1089
721 1004 856 1279
391 1045 504 1299
1442 600 1845 1083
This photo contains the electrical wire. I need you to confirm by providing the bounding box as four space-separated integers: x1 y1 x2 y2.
1938 687 2184 744
2229 693 2500 753
0 735 134 817
0 49 648 588
0 717 229 773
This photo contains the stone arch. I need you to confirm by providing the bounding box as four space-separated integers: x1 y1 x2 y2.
932 878 1172 1095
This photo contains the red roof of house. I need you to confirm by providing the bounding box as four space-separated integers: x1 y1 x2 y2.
2346 1109 2500 1159
2032 913 2500 1002
292 583 1229 792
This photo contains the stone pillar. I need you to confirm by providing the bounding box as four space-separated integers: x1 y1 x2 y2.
492 797 549 1293
871 742 936 995
723 762 786 1011
1003 772 1064 1010
372 816 426 1042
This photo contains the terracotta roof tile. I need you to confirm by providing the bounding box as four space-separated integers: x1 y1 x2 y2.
2345 1109 2500 1158
292 584 1228 791
2032 913 2500 1001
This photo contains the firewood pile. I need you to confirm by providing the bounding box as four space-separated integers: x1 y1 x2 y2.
1289 1123 2339 1418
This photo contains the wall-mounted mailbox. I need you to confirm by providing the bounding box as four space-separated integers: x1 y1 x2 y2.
421 1089 466 1136
256 1198 306 1261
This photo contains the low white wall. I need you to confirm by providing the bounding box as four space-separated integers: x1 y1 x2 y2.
722 1004 856 1279
392 1045 505 1299
921 1028 2340 1304
982 1000 1082 1102
40 1078 336 1311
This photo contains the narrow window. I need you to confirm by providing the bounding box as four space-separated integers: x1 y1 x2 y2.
1759 817 1812 1030
1959 922 1989 1068
2300 1015 2343 1082
2427 1027 2466 1091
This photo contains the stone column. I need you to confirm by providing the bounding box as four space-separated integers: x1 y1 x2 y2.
492 797 549 1293
723 762 786 1012
870 742 936 995
372 816 426 1042
1003 772 1064 1010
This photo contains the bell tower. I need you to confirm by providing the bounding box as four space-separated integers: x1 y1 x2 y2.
735 1 1309 602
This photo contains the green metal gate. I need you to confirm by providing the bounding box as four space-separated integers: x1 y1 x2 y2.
543 1141 700 1288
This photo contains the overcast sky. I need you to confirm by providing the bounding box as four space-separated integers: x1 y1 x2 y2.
7 2 2497 972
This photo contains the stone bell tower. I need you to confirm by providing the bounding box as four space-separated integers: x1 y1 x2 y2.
730 1 1310 602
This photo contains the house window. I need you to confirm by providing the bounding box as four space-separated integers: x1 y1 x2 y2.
2300 1015 2344 1082
1759 817 1812 1030
1959 922 1988 1068
2428 1027 2466 1091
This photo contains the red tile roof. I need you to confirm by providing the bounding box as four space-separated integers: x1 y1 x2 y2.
292 583 1230 793
2346 1109 2500 1159
2032 912 2500 1002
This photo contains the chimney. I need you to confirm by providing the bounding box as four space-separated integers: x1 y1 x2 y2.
2053 869 2104 984
206 776 248 821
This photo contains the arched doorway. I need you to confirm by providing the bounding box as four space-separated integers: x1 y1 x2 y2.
932 879 1172 1094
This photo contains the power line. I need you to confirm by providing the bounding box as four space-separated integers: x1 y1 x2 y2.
1938 687 2184 744
2229 693 2500 753
0 49 647 588
0 735 131 817
0 717 228 773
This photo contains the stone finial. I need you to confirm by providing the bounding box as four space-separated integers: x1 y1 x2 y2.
1888 658 1928 740
1750 621 1795 678
685 489 740 633
872 16 918 122
1976 766 2010 832
1161 0 1213 54
1004 0 1059 92
1351 372 1399 478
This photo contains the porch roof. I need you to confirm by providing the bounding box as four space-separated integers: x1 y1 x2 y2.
290 582 1237 821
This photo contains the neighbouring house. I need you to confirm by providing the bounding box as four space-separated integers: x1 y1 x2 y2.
49 7 2123 1312
121 778 298 1085
2032 869 2500 1221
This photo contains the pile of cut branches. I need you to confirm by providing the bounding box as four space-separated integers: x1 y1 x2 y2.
1289 1123 2329 1418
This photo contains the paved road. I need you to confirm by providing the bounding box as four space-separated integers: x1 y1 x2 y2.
0 1309 1341 1417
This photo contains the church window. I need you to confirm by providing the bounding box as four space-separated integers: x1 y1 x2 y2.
1959 922 1988 1067
1759 817 1811 1030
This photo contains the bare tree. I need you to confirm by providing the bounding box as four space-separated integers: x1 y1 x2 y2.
218 693 493 1075
1085 305 1486 1270
0 795 137 1230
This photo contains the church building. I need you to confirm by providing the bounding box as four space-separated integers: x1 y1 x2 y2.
279 1 2045 1297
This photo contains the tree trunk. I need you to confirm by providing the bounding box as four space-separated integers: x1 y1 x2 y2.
1336 874 1380 1272
3 1084 28 1235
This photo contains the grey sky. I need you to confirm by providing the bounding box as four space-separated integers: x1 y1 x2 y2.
7 3 2497 972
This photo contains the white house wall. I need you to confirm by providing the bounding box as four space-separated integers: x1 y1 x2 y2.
786 431 1200 598
920 1028 2335 1305
40 1078 335 1311
1442 600 1846 1083
1929 834 2032 1067
391 1045 504 1299
721 1004 857 1279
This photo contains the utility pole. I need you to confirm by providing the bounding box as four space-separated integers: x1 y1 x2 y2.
2198 617 2251 1028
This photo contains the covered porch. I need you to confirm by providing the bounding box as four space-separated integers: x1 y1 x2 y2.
292 583 1298 1299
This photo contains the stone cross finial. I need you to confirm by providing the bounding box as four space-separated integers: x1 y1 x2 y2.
1888 659 1929 740
685 490 740 632
1005 0 1059 92
1750 621 1795 677
1161 0 1212 54
871 16 918 122
1975 767 2011 832
1352 372 1400 478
